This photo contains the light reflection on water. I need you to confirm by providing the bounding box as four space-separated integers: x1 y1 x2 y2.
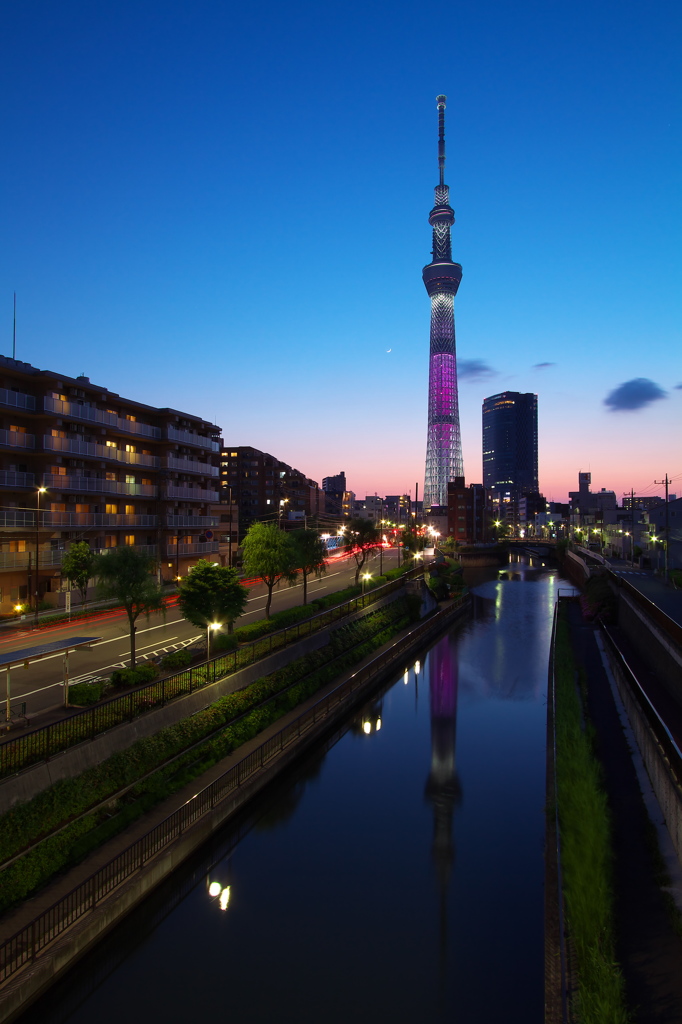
22 557 559 1024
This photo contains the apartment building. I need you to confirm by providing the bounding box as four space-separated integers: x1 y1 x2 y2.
0 354 227 612
220 446 324 538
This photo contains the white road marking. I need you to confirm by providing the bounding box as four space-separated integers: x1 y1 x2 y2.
116 637 177 657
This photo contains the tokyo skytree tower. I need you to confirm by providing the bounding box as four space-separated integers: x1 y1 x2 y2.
422 95 463 509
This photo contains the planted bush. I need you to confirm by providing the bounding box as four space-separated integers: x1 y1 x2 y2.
68 682 105 706
110 663 159 689
160 649 193 671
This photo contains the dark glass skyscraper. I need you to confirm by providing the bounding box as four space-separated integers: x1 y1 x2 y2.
482 392 538 498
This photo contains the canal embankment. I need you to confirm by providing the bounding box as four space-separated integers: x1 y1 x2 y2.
548 595 682 1023
0 593 470 1023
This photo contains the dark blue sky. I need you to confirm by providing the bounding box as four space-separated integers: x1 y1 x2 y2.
2 0 680 500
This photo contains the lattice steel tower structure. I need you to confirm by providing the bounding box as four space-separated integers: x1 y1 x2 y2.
423 95 463 509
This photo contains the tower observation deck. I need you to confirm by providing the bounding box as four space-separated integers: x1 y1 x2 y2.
423 95 463 509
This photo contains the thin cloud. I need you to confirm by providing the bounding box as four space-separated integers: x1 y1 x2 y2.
604 378 667 412
458 359 497 380
533 362 555 369
675 383 682 390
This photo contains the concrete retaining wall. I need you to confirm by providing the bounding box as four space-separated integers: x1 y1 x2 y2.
602 637 682 866
617 593 682 706
0 591 403 813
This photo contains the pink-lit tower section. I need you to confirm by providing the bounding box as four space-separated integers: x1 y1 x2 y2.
422 95 463 509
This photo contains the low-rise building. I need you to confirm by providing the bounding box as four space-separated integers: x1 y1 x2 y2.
220 446 324 538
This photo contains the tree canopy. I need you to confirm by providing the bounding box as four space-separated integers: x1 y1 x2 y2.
345 518 379 583
289 530 327 605
95 546 165 665
177 559 248 635
61 541 95 609
241 522 297 618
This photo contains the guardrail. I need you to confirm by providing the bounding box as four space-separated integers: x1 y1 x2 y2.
608 571 682 650
0 567 425 779
0 589 467 987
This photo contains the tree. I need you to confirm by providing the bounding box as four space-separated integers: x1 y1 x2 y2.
289 530 327 605
345 517 379 584
61 541 95 609
177 559 248 636
241 522 297 618
400 525 420 559
94 547 165 666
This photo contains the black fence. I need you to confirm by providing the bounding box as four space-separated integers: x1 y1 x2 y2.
0 592 467 986
0 568 424 780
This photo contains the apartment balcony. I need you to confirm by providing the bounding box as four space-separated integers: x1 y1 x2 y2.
0 548 65 571
163 455 219 477
166 426 220 451
164 541 220 558
165 515 219 528
0 511 158 529
42 474 158 497
44 436 160 468
43 397 162 439
0 388 36 412
94 544 158 558
0 429 35 449
0 471 35 489
164 485 219 502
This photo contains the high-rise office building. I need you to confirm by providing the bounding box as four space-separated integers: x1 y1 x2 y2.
422 95 463 509
482 392 538 500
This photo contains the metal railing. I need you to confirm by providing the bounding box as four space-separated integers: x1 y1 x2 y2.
0 568 425 779
42 476 158 498
165 515 218 528
164 485 219 502
608 570 682 649
44 437 160 468
162 455 219 477
0 549 65 570
0 429 35 449
42 398 162 439
165 541 220 557
0 471 35 489
0 388 35 412
0 512 158 529
0 587 466 987
166 426 220 451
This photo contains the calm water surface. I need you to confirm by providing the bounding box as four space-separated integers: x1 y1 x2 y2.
24 556 562 1024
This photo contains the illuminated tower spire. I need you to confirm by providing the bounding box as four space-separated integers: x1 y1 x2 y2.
423 95 463 509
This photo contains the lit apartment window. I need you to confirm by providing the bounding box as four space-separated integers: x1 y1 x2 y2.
51 392 67 401
125 444 135 453
126 474 135 484
51 429 66 438
106 472 116 481
105 535 116 547
142 478 152 485
125 414 136 422
106 440 117 448
49 466 67 476
105 504 117 514
230 452 238 457
124 535 135 546
9 424 26 433
9 540 26 552
125 505 134 515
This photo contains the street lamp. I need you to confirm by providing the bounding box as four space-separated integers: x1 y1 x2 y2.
207 621 221 659
175 534 191 582
361 572 372 596
278 498 289 528
34 487 46 627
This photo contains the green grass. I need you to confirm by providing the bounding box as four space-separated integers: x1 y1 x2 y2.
553 606 631 1023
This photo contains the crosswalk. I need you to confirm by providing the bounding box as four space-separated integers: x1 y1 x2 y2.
68 635 201 686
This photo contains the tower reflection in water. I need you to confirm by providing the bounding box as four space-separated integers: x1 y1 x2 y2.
423 633 461 965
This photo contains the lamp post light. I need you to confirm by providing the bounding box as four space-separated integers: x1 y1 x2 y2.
361 572 372 596
207 621 221 659
34 487 46 627
278 498 289 529
175 534 191 583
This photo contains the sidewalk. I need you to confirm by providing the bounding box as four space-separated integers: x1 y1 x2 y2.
565 601 682 1021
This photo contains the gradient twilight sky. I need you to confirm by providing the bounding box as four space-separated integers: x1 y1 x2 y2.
1 1 680 505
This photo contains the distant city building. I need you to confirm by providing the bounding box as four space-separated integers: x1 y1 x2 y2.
0 353 224 612
342 491 356 517
384 494 411 525
568 472 617 515
220 446 323 538
622 494 665 512
482 391 538 505
646 496 682 571
355 495 384 523
447 479 488 544
322 471 346 494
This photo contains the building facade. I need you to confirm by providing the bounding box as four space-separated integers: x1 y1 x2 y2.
0 355 224 612
482 391 538 505
220 446 324 538
446 479 488 544
422 95 464 509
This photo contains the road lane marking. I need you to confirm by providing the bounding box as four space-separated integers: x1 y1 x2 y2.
116 637 177 657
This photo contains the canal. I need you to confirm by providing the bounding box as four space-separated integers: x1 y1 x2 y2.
22 555 564 1024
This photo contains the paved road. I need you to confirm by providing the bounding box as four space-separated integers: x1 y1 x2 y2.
608 567 682 629
0 548 405 720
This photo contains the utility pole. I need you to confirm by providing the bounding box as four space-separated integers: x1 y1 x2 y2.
654 474 670 582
